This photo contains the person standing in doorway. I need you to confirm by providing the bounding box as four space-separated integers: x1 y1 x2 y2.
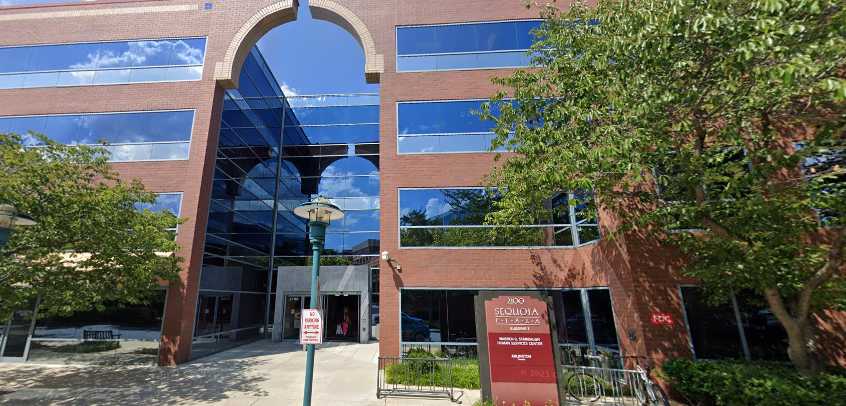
341 306 351 337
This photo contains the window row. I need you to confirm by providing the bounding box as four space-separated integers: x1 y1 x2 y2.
397 20 540 72
401 288 619 353
0 110 195 162
0 38 206 89
399 188 598 248
397 99 510 154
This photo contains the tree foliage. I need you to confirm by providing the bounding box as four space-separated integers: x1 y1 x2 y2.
484 0 846 373
0 133 182 319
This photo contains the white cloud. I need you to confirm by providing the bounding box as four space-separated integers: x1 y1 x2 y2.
317 166 363 197
70 40 204 70
280 82 299 96
425 198 452 219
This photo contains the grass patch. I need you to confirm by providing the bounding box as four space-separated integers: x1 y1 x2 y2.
30 340 120 354
131 347 159 356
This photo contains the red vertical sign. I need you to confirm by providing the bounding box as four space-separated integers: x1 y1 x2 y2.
483 295 560 406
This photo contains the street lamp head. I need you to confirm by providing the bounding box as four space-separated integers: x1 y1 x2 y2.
293 196 344 226
0 204 36 230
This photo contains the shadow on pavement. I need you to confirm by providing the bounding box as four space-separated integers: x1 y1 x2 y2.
0 354 270 405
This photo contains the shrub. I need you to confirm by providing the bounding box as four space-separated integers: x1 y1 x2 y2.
663 358 846 406
385 349 481 389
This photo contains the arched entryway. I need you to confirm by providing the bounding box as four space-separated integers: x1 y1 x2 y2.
184 0 382 361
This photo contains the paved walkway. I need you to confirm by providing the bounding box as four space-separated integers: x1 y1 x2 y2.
0 340 480 405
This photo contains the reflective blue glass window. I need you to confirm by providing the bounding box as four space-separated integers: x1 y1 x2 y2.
399 188 598 248
293 124 380 145
136 192 182 235
397 99 511 154
0 110 194 162
284 95 380 145
290 106 379 126
136 193 183 216
0 37 206 89
396 20 541 72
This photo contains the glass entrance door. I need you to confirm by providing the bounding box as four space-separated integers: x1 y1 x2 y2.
0 301 38 362
283 295 311 340
323 294 359 342
283 296 302 339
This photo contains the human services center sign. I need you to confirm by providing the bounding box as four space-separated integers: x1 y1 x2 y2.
475 291 564 405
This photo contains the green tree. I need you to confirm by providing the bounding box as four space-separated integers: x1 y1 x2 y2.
0 133 182 319
483 0 846 373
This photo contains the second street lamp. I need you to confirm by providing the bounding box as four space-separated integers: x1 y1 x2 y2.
292 196 344 406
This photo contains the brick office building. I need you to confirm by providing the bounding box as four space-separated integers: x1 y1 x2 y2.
0 0 841 367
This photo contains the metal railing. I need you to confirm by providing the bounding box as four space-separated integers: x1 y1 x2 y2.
376 356 463 402
562 365 663 406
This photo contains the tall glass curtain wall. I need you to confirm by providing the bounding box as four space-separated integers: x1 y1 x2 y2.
195 47 380 359
0 110 194 161
277 94 380 263
400 288 620 355
0 37 205 89
399 188 599 247
396 20 541 71
8 193 180 364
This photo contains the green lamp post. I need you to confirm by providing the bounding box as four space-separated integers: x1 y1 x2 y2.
293 196 344 406
0 204 36 248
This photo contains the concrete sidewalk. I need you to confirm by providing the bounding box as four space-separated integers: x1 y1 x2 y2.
0 340 480 405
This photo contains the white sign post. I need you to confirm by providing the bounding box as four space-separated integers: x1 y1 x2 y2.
300 309 323 345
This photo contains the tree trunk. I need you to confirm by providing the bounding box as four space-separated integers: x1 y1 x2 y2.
763 288 820 375
784 320 819 375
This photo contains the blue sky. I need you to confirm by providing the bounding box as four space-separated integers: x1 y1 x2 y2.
256 2 379 96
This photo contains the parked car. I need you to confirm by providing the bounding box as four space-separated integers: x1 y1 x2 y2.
400 312 430 342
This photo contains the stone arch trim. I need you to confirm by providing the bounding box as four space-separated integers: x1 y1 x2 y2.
308 0 384 84
214 1 298 89
214 0 384 89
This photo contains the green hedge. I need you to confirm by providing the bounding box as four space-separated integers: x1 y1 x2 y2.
386 349 481 389
663 359 846 406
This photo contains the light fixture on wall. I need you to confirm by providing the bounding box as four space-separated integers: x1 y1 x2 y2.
381 251 401 272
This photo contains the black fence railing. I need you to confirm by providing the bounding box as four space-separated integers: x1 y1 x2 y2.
376 356 463 402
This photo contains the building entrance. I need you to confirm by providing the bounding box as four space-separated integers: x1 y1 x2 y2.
324 294 359 342
282 294 360 342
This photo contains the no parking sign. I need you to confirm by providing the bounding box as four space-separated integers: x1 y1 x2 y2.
300 309 323 345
